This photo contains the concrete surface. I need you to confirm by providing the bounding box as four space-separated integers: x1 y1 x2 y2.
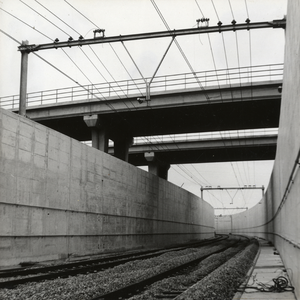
237 240 296 300
216 1 300 297
0 108 214 266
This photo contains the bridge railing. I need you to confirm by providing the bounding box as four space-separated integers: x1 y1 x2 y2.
0 63 283 110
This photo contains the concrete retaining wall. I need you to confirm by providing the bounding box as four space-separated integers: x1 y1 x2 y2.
216 1 300 297
0 108 214 266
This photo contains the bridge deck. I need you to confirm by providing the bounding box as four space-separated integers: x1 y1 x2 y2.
20 80 281 142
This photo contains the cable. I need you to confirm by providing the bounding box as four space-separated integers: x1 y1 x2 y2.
88 45 128 98
19 0 71 37
37 0 138 108
0 25 201 190
191 165 211 186
197 2 245 191
0 28 21 44
35 0 81 36
0 7 179 158
239 276 294 293
61 0 213 177
195 0 248 208
194 0 205 18
35 0 130 102
0 7 52 41
227 0 235 21
64 0 99 29
62 0 146 108
0 27 106 105
150 0 209 100
59 0 200 172
227 0 253 191
18 0 117 106
109 44 145 97
23 1 194 168
211 0 250 204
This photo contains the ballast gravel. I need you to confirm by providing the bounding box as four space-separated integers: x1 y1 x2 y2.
127 243 250 300
176 241 258 300
0 244 225 300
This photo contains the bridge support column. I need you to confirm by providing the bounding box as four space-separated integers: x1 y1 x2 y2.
145 152 170 180
113 136 134 162
84 115 108 152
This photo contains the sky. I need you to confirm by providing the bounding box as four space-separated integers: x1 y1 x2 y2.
0 0 288 213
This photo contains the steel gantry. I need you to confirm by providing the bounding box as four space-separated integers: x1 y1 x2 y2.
201 186 265 203
17 18 286 116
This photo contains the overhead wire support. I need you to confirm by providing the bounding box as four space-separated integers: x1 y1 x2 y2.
200 185 265 201
19 19 286 53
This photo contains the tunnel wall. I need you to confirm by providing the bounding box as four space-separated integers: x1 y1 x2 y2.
216 1 300 297
0 108 214 266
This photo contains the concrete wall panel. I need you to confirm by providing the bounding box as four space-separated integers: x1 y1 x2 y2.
216 1 300 296
0 108 214 266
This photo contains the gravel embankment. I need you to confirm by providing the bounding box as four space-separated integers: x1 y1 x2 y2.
0 244 225 300
176 241 258 300
127 242 251 299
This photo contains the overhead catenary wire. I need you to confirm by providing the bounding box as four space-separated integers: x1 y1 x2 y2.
196 0 249 207
64 0 100 30
0 7 52 41
17 0 122 108
0 7 123 115
0 1 270 202
227 0 253 192
17 0 201 180
148 0 221 188
60 0 209 182
109 44 146 97
19 0 70 38
0 28 107 106
34 0 82 37
150 0 209 100
33 0 134 105
88 45 129 98
63 0 146 100
211 0 250 196
0 26 163 153
245 0 255 186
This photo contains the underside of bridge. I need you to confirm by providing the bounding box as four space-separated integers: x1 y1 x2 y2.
127 143 276 166
36 97 280 142
19 81 281 178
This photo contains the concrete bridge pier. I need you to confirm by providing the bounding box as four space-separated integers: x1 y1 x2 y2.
113 135 134 162
145 152 170 180
84 115 109 152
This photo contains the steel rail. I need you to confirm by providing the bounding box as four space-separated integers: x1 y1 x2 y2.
0 236 225 288
19 20 286 53
91 235 250 300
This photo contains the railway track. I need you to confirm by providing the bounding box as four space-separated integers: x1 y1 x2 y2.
90 235 250 300
0 235 227 289
0 235 258 300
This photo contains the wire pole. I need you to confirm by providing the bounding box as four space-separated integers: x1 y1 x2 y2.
19 40 29 116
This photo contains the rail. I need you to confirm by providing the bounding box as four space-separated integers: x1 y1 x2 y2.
0 64 283 110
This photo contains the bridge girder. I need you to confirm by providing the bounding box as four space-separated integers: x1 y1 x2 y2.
124 135 277 166
24 81 281 144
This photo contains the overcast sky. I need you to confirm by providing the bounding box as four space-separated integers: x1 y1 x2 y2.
0 0 287 213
